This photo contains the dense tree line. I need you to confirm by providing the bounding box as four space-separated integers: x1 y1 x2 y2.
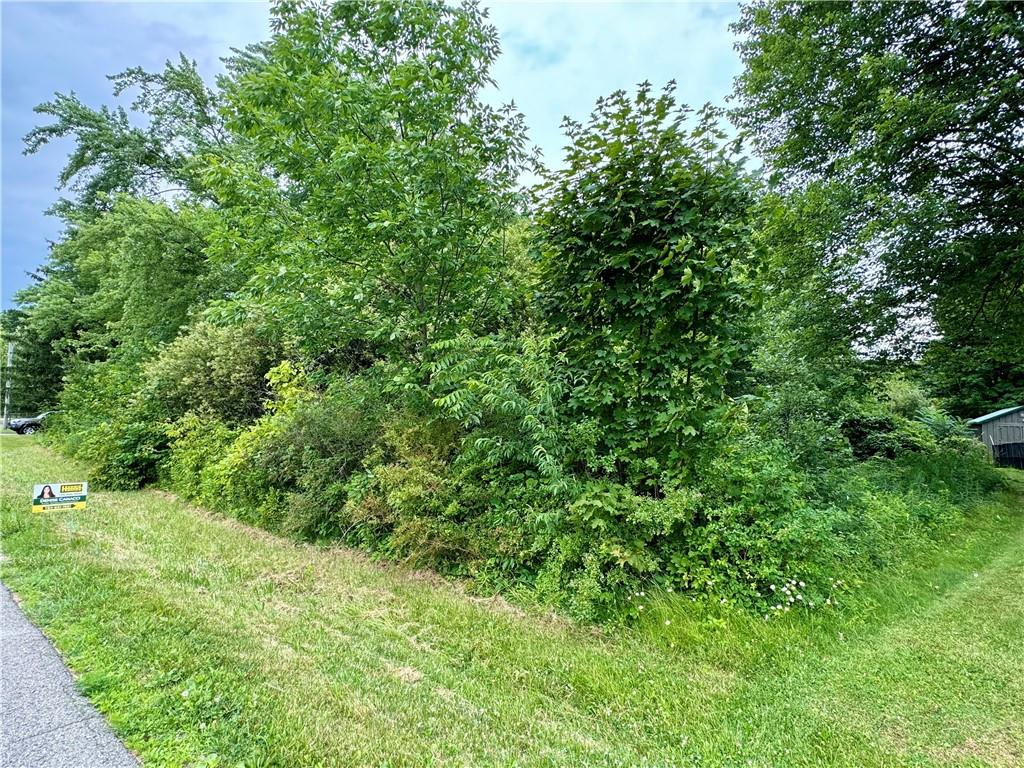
733 0 1024 414
4 1 1016 619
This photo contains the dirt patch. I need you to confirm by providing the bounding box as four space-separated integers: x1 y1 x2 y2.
929 728 1021 767
392 665 423 684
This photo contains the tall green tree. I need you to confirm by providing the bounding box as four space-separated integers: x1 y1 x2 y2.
24 55 227 220
536 84 758 490
210 0 532 363
733 1 1024 414
14 199 224 367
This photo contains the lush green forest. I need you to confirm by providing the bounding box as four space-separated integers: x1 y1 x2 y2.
5 1 1022 620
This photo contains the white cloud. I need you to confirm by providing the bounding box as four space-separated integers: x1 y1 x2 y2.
485 1 742 167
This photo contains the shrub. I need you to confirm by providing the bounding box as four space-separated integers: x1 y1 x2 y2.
841 377 974 460
527 411 1001 621
70 415 169 490
52 361 169 489
532 483 691 621
882 375 931 419
160 413 237 500
745 326 857 471
536 85 758 491
427 331 567 483
190 371 388 538
144 322 282 424
342 412 466 563
200 416 292 529
535 434 838 619
841 412 934 459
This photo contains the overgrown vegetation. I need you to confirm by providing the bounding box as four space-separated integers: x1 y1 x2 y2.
5 1 1020 621
2 438 1023 766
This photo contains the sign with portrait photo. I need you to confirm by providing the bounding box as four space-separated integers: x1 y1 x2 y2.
32 482 88 513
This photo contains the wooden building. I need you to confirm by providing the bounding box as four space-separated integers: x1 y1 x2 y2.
968 405 1024 469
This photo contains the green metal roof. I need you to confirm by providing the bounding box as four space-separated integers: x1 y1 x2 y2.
967 405 1024 425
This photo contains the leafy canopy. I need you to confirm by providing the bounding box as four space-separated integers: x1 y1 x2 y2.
25 55 226 219
536 83 758 489
733 1 1024 412
210 0 532 362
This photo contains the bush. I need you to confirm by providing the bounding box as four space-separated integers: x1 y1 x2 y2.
342 412 467 564
841 412 934 459
144 322 282 424
427 331 567 483
70 416 169 490
532 483 691 621
182 370 388 538
51 361 169 489
535 87 758 491
48 321 283 490
49 333 1003 625
529 436 828 620
745 327 857 471
882 375 931 419
526 410 1002 621
160 413 237 500
841 377 973 460
199 416 292 530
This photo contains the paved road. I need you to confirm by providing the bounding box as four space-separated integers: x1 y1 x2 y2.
0 584 138 768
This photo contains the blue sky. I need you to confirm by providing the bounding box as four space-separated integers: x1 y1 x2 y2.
1 1 743 308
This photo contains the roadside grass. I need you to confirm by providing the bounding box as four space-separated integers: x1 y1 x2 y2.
1 435 1021 767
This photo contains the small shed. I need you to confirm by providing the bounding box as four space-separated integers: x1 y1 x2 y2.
968 405 1024 469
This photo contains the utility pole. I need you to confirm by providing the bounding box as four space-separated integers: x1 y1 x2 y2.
2 341 13 430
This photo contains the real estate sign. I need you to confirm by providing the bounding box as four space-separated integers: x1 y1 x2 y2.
32 482 88 513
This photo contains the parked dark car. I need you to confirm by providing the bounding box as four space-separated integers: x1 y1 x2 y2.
8 411 57 435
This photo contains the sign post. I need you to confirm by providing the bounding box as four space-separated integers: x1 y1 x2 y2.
32 482 88 513
2 341 13 431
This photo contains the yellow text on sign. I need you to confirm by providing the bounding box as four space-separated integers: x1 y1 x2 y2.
32 501 87 513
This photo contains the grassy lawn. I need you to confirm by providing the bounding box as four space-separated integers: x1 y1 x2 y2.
1 434 1022 767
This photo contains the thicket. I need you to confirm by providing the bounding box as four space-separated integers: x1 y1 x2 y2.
7 1 1016 621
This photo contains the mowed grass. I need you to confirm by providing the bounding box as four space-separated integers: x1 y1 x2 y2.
1 436 1022 767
